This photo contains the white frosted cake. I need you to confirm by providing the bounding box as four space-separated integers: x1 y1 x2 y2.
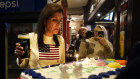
20 58 126 79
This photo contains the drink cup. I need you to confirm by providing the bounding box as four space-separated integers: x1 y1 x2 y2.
18 34 30 58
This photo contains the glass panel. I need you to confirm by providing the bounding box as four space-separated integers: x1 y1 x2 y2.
6 22 37 78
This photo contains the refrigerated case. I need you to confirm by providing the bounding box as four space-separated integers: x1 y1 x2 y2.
0 15 40 79
6 22 38 78
0 0 47 78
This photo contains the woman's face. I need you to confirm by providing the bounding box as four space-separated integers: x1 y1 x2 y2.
45 12 63 35
94 27 102 37
80 29 87 38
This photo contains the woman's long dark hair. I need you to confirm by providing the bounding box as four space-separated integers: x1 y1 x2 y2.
37 3 64 47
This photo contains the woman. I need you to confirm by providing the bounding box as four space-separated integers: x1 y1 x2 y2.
75 27 88 59
15 3 65 69
87 25 114 59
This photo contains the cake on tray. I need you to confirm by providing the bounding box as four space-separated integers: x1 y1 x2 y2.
20 58 126 79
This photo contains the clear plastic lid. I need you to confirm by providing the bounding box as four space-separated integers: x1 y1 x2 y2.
18 34 29 39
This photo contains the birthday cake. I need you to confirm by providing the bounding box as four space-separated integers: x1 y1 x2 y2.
20 58 126 79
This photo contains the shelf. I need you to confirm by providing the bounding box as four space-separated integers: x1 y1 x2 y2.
88 0 115 22
88 0 106 21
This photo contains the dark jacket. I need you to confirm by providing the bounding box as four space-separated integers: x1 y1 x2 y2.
75 35 82 52
116 41 140 79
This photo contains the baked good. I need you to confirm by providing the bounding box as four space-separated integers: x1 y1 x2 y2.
20 58 126 79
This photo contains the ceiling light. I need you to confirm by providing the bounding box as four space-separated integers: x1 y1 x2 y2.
97 13 101 17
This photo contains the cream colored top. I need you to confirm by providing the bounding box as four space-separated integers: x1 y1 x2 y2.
78 37 114 59
78 39 88 58
87 37 114 59
16 32 65 69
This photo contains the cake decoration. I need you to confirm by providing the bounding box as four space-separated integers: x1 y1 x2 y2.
98 72 110 78
106 59 116 65
73 62 83 79
88 74 102 79
59 64 70 79
116 60 127 65
115 68 122 72
108 62 121 68
107 71 118 75
20 58 126 79
37 76 48 79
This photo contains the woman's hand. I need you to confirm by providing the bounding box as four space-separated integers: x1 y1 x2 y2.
15 43 25 58
96 37 108 46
